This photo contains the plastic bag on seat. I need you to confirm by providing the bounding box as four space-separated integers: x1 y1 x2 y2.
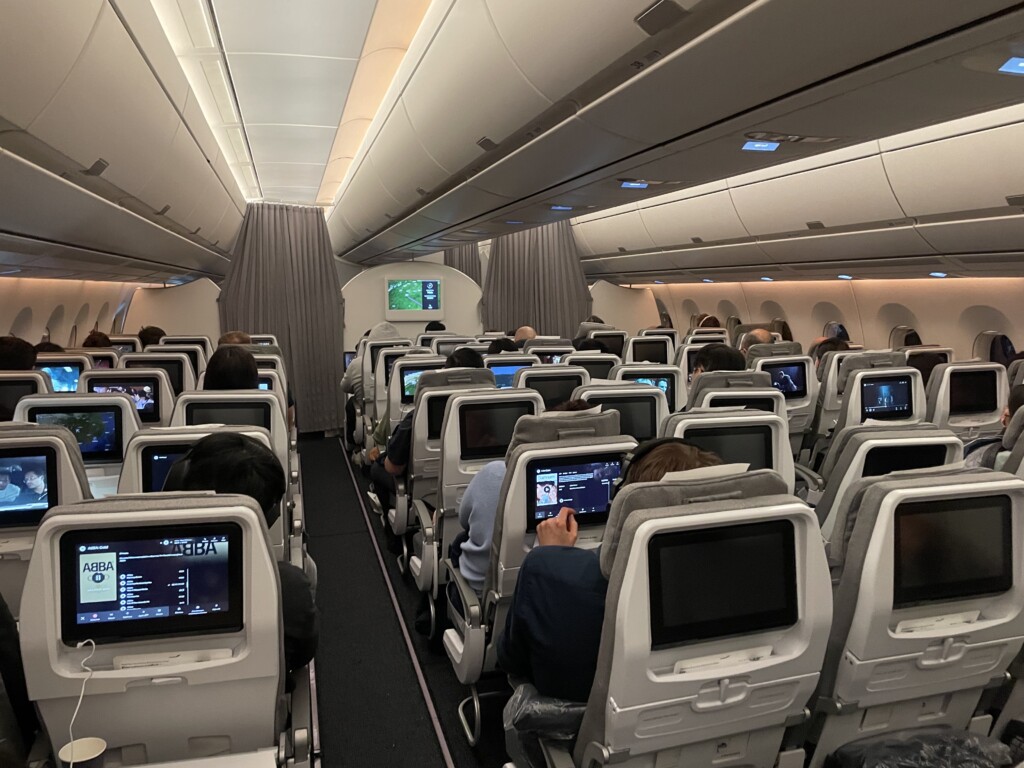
824 727 1013 768
504 683 585 768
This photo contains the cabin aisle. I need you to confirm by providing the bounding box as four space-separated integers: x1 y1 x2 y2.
299 435 448 767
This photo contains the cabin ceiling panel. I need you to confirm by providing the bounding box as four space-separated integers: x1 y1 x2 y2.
226 53 356 127
212 0 374 59
0 0 104 129
246 124 337 165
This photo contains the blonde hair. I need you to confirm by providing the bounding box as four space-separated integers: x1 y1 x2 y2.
624 441 722 486
218 330 252 345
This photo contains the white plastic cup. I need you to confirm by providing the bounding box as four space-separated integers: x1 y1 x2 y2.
58 737 106 768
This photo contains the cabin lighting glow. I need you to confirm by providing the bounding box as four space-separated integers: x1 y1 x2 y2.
654 280 665 284
760 276 774 281
999 57 1024 76
620 180 650 189
505 220 524 225
837 274 853 280
742 141 780 152
930 272 948 278
550 205 574 211
702 278 714 283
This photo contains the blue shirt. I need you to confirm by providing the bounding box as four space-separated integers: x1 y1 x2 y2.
498 546 607 703
457 461 506 594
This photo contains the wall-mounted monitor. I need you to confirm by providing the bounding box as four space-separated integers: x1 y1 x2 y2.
384 278 443 321
30 405 124 464
59 522 243 644
0 447 58 527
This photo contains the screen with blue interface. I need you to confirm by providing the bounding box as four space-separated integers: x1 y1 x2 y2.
624 374 674 411
36 364 82 393
861 376 912 421
60 522 243 643
491 364 530 389
764 362 807 399
33 407 123 463
0 447 57 528
387 279 440 311
89 379 159 422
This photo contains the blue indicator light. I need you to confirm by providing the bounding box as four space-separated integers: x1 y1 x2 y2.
702 278 714 283
620 181 649 189
760 276 774 282
654 280 664 284
742 141 780 152
550 205 574 212
837 274 853 280
929 272 948 278
999 57 1024 76
505 220 524 225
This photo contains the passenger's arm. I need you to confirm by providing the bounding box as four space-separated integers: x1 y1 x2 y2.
339 361 359 395
384 456 406 476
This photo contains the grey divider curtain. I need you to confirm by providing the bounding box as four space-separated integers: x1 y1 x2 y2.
443 243 481 284
219 203 346 433
481 220 592 338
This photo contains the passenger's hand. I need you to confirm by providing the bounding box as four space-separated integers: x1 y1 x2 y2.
536 507 578 548
368 446 380 462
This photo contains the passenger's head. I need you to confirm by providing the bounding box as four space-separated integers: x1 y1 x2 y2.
219 330 251 345
514 326 537 344
548 399 595 412
487 338 517 354
368 321 400 340
740 328 773 355
176 433 286 526
0 469 10 490
22 468 45 492
907 352 945 387
82 330 111 348
584 315 604 324
34 341 64 353
0 336 36 371
696 314 721 329
445 348 485 369
575 338 608 353
692 343 745 381
138 326 166 348
658 312 674 329
620 439 723 487
203 346 259 390
425 321 446 332
814 337 850 368
1003 384 1024 428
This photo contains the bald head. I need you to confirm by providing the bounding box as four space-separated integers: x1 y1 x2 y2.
741 328 773 355
514 326 537 343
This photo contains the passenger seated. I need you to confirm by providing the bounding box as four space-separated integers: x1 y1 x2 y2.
0 591 36 763
695 313 721 328
369 348 485 510
487 337 517 354
138 325 166 348
218 330 296 426
82 330 111 348
514 326 538 349
219 330 252 345
341 322 400 441
33 341 63 353
966 384 1024 470
451 401 593 600
204 345 259 390
907 350 945 386
573 338 609 353
657 312 674 329
813 336 850 369
425 321 446 332
740 328 773 358
0 337 36 371
497 439 722 702
172 433 319 675
690 342 744 384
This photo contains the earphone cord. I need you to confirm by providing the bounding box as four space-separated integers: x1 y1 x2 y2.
68 639 96 768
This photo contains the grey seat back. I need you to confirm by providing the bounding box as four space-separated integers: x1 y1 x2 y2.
686 371 772 411
745 341 802 366
925 361 1008 440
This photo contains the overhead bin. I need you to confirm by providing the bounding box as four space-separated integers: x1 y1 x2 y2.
571 207 657 255
915 213 1024 255
639 182 750 246
882 117 1024 216
369 102 449 208
758 225 936 263
668 241 771 269
729 147 908 235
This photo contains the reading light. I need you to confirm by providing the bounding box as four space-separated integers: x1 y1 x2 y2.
505 220 524 225
654 280 665 284
837 274 854 280
620 180 650 189
999 57 1024 76
760 276 774 282
743 141 780 152
702 278 714 283
550 205 574 212
929 272 948 278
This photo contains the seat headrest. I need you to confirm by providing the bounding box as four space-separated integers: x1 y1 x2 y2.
414 368 494 395
577 322 615 338
506 408 620 456
1004 407 1024 450
837 351 908 394
746 341 802 364
600 468 790 578
523 338 572 351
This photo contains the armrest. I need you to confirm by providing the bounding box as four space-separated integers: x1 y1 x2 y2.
539 739 576 768
412 499 433 542
443 557 482 628
794 462 824 491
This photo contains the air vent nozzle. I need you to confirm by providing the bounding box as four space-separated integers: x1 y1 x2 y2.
635 0 688 36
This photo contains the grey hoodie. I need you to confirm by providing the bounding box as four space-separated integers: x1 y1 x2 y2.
340 321 400 400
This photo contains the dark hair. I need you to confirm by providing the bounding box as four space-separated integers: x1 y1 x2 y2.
0 336 37 371
694 343 745 373
584 315 604 324
506 328 517 337
697 314 721 329
548 399 594 412
425 321 447 332
487 338 517 354
138 326 166 348
82 330 111 348
575 338 608 353
814 337 849 361
445 348 485 369
1009 385 1024 417
204 346 259 390
34 341 64 353
658 312 674 329
176 433 285 525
